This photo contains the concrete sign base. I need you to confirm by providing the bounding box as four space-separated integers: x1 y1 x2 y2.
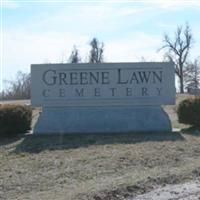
34 106 171 134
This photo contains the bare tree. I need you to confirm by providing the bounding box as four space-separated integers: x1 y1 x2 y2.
0 71 30 100
160 24 193 93
68 46 81 63
184 58 200 91
89 38 104 63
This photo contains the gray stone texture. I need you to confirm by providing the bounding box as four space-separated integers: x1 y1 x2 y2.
31 62 175 107
34 106 171 134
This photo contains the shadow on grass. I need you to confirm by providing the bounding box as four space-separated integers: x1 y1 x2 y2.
14 132 184 153
0 134 24 147
181 126 200 136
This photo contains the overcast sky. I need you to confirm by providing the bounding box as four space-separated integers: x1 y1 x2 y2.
1 0 200 90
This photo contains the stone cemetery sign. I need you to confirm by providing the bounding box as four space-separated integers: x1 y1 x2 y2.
31 62 175 134
31 63 175 106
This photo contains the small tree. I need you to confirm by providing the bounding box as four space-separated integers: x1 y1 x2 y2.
160 23 193 93
89 38 104 63
184 59 200 90
68 46 81 63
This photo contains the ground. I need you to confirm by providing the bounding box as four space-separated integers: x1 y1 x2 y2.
0 94 200 200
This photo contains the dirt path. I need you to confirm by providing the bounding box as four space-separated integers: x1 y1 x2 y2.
130 181 200 200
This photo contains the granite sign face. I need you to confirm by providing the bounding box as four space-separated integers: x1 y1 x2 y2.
31 62 175 134
31 62 175 107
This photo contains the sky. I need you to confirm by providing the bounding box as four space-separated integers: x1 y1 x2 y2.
1 0 200 91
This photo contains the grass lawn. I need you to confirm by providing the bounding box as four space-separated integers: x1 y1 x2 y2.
0 94 199 200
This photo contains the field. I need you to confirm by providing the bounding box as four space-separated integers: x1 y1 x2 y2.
0 94 200 200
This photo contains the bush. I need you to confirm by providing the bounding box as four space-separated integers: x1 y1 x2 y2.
177 97 200 128
0 104 32 136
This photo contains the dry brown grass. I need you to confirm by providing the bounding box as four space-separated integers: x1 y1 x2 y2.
0 132 200 200
0 94 199 200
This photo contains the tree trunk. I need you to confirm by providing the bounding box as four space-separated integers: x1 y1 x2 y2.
180 76 184 93
179 63 184 93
